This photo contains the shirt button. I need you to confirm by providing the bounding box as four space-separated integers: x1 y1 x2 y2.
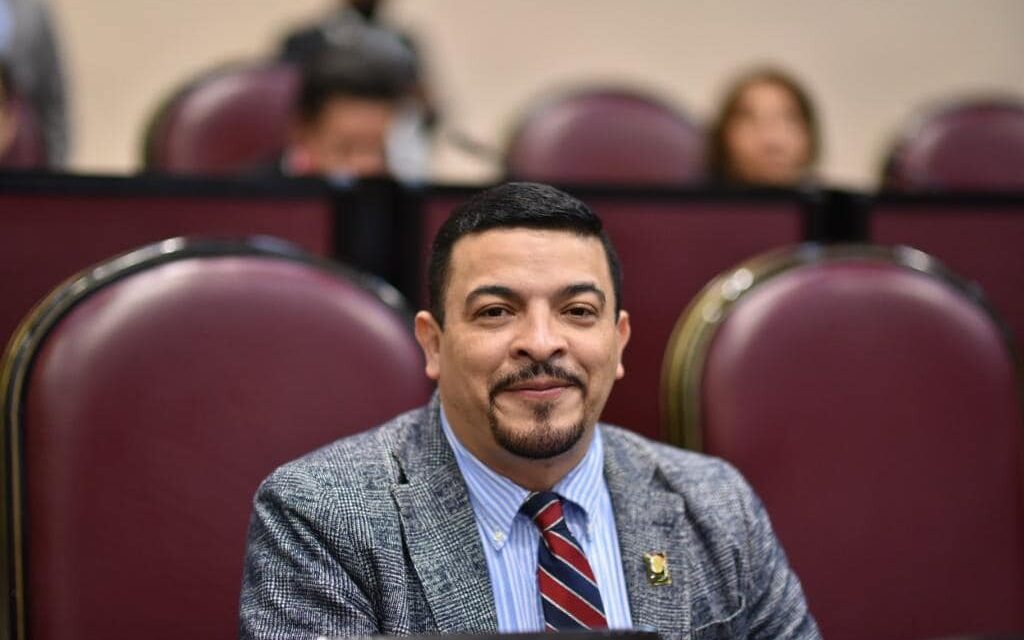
492 530 505 543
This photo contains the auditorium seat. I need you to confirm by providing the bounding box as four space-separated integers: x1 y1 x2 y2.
142 61 299 174
882 97 1024 191
0 95 48 170
504 87 704 185
0 237 432 640
662 244 1024 640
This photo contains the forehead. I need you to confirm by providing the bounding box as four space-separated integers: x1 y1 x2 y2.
737 80 799 111
314 96 395 129
446 227 612 293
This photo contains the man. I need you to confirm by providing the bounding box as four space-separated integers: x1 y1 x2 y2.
239 182 820 639
278 0 437 132
277 21 426 182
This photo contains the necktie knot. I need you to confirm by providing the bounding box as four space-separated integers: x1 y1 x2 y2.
521 491 566 533
520 491 608 630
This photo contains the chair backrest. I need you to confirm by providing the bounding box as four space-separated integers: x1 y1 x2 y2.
504 87 704 186
662 244 1024 640
142 62 299 174
0 237 432 640
883 97 1024 191
0 95 48 170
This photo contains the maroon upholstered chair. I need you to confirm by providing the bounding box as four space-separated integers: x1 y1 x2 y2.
883 97 1024 191
1 95 48 170
504 87 704 186
662 244 1024 640
142 61 299 174
0 237 432 640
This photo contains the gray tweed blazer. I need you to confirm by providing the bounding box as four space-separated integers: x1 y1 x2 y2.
239 396 820 640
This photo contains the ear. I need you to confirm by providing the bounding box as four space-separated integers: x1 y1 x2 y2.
614 310 631 380
414 310 443 381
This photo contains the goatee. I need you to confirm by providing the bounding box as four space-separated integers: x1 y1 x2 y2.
487 361 587 459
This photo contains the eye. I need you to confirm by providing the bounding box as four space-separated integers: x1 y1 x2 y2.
475 305 512 321
565 305 599 322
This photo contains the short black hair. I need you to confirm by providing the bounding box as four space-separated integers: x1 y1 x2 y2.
427 182 623 326
295 24 415 123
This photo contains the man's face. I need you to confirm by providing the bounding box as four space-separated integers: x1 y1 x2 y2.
415 228 630 468
725 80 812 186
292 95 395 178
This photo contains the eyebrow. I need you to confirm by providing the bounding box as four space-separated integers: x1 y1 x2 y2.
563 283 607 308
464 282 606 308
465 285 521 307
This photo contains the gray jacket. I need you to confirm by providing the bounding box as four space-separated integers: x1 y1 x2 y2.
239 397 820 639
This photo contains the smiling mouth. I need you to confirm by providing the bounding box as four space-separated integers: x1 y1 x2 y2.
489 361 587 403
503 378 576 400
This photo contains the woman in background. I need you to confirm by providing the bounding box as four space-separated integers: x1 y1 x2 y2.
706 67 820 187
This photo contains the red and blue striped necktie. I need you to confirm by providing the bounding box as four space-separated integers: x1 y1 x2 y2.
521 491 609 631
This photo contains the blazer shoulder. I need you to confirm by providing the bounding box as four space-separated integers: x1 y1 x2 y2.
599 424 758 527
257 404 430 500
600 424 746 487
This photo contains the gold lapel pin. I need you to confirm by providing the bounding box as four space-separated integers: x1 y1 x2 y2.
643 551 672 586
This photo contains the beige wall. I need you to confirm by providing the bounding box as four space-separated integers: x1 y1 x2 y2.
52 0 1024 189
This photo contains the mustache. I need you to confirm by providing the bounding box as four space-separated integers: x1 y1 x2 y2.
488 361 585 401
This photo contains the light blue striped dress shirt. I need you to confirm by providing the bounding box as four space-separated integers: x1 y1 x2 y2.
440 407 633 632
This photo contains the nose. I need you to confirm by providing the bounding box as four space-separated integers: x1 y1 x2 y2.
511 307 568 362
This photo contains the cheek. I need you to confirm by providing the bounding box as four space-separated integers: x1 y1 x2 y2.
726 124 759 157
577 336 624 381
791 130 812 160
442 336 503 384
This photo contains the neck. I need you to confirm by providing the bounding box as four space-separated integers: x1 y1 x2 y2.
445 412 596 492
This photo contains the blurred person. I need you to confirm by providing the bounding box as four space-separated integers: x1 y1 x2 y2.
0 0 69 165
277 23 426 183
279 0 438 130
706 67 819 187
281 1 396 63
0 59 15 157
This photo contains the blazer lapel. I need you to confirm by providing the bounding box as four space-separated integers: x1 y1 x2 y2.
603 428 692 637
391 398 499 633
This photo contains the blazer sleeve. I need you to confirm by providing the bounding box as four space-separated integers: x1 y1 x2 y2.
238 469 380 640
730 465 821 640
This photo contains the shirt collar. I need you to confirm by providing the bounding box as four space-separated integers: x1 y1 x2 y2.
440 404 605 551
